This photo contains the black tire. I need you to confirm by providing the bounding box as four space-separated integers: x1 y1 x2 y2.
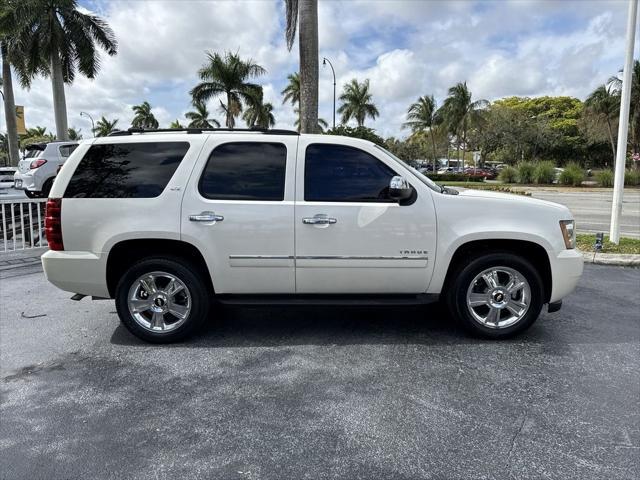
115 257 211 343
446 252 544 339
41 178 54 198
24 190 39 199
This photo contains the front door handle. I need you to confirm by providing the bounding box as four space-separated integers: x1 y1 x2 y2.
302 214 337 225
189 211 224 223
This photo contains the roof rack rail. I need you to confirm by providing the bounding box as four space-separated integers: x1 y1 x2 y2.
108 127 299 136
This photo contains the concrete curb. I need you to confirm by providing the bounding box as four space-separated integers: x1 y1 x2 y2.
582 251 640 266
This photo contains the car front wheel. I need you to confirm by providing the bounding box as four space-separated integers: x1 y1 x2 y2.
115 257 210 343
447 252 544 338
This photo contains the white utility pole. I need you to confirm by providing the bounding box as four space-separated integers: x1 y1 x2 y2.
610 0 638 244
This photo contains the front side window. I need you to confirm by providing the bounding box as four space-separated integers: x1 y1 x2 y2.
64 142 189 198
199 142 287 201
304 144 397 202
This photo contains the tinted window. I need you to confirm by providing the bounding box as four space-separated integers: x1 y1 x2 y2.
64 142 189 198
59 144 78 157
305 144 397 202
199 142 286 201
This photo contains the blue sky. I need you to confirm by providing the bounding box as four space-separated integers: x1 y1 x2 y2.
4 0 639 138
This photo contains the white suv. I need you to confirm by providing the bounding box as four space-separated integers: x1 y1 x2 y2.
14 141 78 198
42 129 583 343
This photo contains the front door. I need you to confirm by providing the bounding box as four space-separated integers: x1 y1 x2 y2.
181 136 298 294
294 139 437 294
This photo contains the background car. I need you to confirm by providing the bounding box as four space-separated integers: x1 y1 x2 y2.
0 166 18 189
13 142 78 198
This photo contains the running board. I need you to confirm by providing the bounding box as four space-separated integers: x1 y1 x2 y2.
215 293 440 306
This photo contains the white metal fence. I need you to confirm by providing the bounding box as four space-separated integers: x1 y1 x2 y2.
0 199 49 252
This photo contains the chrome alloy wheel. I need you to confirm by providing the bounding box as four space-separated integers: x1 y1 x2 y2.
127 271 192 333
466 266 531 329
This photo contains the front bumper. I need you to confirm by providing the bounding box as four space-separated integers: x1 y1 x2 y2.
42 250 110 298
549 249 584 303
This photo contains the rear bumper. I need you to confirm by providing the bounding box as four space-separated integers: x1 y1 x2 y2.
549 249 584 303
41 250 110 298
13 172 40 191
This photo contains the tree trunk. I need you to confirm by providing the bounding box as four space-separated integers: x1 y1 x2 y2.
606 118 616 161
298 0 319 134
1 44 20 166
226 92 233 128
461 128 467 170
430 129 437 173
50 50 69 141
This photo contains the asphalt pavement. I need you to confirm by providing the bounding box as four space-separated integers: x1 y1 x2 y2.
1 263 638 479
528 189 640 239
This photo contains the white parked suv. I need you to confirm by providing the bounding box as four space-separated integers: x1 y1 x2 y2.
42 129 583 343
14 141 78 198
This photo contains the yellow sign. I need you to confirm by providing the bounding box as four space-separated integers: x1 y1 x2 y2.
15 105 26 135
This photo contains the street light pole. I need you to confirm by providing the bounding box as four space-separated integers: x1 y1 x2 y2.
80 111 95 136
322 57 336 129
610 0 638 244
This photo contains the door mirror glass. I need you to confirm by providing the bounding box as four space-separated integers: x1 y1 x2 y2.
388 175 412 202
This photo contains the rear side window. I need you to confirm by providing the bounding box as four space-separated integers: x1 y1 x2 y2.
304 144 397 202
199 142 286 201
64 142 189 198
59 144 78 158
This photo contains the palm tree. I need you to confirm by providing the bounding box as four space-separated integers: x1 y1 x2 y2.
7 0 117 141
67 127 82 140
285 0 319 133
190 51 265 129
0 43 19 165
131 101 159 129
438 82 487 169
281 72 300 125
585 84 620 159
169 120 184 129
293 109 328 132
243 100 276 129
609 59 640 155
338 79 379 127
93 116 118 137
404 95 439 172
185 101 220 129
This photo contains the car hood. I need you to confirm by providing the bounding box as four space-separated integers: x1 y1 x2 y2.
455 187 568 212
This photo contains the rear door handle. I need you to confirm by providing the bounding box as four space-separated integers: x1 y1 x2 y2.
189 211 224 223
302 214 337 225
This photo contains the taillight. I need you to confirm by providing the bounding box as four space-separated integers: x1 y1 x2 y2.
30 159 47 169
45 198 64 251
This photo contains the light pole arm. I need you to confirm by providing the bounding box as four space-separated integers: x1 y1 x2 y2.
322 57 336 129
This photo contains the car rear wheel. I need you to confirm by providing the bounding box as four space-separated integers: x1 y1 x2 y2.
447 252 544 338
115 257 210 343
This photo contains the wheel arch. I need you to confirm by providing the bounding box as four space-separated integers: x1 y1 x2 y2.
106 239 213 298
441 239 552 303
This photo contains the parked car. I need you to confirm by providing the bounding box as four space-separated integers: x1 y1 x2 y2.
13 142 78 198
0 166 18 189
42 129 583 343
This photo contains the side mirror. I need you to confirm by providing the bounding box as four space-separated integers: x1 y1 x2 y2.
389 175 412 202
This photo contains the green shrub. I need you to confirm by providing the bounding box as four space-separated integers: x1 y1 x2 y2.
559 162 584 186
426 173 484 182
498 166 518 183
516 161 535 184
533 161 556 184
624 169 640 186
596 169 614 187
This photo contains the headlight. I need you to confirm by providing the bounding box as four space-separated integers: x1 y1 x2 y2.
559 220 576 249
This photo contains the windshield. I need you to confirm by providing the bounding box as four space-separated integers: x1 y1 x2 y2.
374 145 443 193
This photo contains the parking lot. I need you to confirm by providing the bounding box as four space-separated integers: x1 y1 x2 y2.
1 263 638 479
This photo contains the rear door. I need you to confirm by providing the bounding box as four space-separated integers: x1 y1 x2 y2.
294 138 437 294
181 135 298 294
